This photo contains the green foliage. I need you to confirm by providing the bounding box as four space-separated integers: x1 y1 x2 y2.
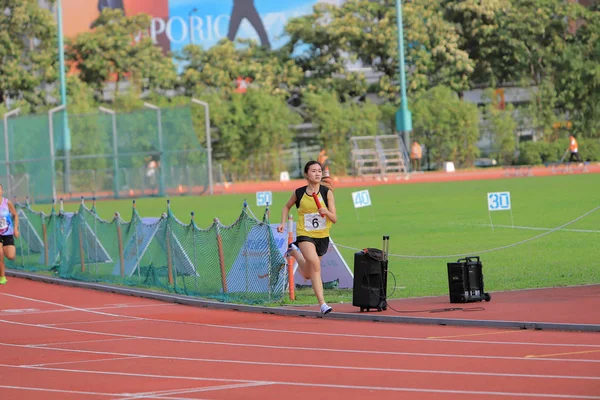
412 86 480 168
441 0 509 86
283 3 368 98
552 6 600 138
522 79 566 142
517 140 566 165
578 138 600 162
482 89 518 165
178 40 304 98
285 0 474 101
302 91 381 175
67 9 176 99
0 0 57 109
192 88 301 180
4 0 600 175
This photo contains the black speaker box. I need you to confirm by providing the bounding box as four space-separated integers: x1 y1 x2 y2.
447 256 491 303
352 237 389 312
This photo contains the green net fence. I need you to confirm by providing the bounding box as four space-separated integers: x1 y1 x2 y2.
1 105 209 203
9 201 287 304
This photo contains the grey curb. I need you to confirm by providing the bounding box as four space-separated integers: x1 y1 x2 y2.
7 270 599 332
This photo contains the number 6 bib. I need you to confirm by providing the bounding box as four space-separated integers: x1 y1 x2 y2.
304 213 326 232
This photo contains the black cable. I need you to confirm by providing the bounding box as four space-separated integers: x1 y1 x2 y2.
363 265 486 314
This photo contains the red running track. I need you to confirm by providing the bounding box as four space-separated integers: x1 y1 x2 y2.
0 277 599 400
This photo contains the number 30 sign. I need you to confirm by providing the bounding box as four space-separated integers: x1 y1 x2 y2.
487 192 511 211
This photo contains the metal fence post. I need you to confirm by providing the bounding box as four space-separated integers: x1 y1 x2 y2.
99 107 120 198
2 108 20 195
191 99 214 195
143 103 165 197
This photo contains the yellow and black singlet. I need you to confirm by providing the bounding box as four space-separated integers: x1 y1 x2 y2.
294 185 332 238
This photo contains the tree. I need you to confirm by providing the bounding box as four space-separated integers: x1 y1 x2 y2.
0 0 58 109
193 87 301 181
285 0 475 102
302 91 381 175
441 0 512 87
552 5 600 138
482 89 518 165
67 9 176 100
283 3 368 99
178 39 304 98
412 86 480 169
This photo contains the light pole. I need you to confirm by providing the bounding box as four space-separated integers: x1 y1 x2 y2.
191 99 214 195
49 105 66 202
57 0 71 193
3 108 20 196
395 0 412 150
188 8 198 44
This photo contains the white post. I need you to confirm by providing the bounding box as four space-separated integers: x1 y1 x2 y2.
99 107 120 198
2 108 20 195
191 98 214 195
48 105 65 201
143 102 165 197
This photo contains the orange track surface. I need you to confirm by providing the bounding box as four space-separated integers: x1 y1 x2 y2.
1 278 599 399
54 163 600 200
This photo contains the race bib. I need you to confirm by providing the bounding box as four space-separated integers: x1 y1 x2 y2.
0 218 7 230
304 213 326 232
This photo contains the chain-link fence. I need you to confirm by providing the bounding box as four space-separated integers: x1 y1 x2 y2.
11 201 287 304
1 105 209 203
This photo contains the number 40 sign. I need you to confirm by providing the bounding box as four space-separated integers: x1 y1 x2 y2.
352 190 372 208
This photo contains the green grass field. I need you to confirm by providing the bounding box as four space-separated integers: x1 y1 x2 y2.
30 173 600 305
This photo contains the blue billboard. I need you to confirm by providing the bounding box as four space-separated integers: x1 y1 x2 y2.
161 0 336 52
63 1 340 54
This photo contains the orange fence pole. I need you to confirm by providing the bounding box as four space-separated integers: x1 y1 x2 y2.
287 214 295 301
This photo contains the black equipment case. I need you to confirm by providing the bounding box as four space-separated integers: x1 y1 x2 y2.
447 256 491 303
352 236 389 312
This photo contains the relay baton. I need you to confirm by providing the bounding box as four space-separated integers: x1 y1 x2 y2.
312 193 326 217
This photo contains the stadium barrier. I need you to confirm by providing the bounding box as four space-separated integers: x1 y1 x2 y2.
9 199 287 304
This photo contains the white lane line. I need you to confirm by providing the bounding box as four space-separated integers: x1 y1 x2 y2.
2 341 599 379
0 384 203 400
41 319 137 327
1 292 598 349
31 337 138 347
0 384 134 398
2 318 600 365
0 303 174 317
0 367 598 399
0 308 40 313
21 355 147 368
475 223 600 233
118 382 273 400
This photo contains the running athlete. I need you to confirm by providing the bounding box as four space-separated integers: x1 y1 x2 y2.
0 184 19 285
277 161 337 314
